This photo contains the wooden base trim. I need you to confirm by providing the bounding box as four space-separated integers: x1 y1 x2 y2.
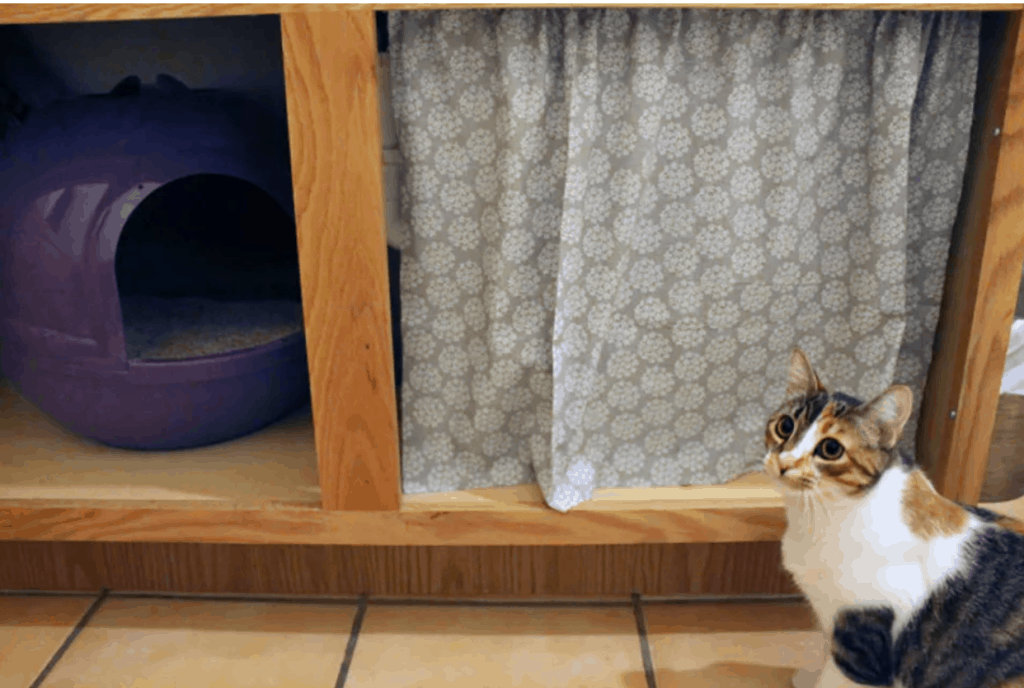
0 541 800 598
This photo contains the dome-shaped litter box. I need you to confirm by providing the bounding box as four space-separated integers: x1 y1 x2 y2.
0 75 310 450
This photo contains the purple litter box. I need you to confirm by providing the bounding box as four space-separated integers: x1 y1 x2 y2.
0 75 311 450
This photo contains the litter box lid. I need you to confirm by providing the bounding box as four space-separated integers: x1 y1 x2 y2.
0 76 296 375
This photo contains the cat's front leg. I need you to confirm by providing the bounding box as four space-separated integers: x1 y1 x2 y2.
791 623 827 688
792 666 822 688
789 642 854 688
817 656 873 688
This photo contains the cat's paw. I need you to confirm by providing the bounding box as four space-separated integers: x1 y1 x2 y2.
791 667 822 688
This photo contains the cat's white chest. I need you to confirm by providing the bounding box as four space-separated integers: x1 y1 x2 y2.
780 468 936 628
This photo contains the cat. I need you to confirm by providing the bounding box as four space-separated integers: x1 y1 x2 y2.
765 349 1024 688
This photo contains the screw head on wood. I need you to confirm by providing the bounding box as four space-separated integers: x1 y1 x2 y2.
949 410 957 419
994 127 1002 136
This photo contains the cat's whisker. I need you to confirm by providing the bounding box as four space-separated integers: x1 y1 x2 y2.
804 491 813 536
812 490 829 531
801 489 817 536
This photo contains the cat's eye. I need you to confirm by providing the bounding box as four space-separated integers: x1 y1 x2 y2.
816 438 844 460
775 415 795 439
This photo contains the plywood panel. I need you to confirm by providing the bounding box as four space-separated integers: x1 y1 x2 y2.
281 10 400 511
981 393 1024 502
917 12 1024 503
0 541 799 598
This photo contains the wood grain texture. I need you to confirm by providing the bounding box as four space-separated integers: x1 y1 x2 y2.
0 541 799 598
281 10 400 511
11 469 1024 595
917 12 1024 504
0 4 1021 26
0 473 786 546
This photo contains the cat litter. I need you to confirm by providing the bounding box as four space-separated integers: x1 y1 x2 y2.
121 296 304 360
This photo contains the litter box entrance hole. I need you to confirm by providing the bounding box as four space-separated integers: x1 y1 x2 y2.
114 173 304 361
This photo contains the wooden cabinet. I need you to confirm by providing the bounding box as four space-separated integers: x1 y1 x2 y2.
1 4 1023 598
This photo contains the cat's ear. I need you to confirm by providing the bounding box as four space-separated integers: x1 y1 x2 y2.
861 385 913 449
787 348 825 398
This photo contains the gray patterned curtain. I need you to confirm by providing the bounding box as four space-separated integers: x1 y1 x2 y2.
387 9 979 512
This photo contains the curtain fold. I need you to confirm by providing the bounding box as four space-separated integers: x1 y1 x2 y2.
388 9 979 512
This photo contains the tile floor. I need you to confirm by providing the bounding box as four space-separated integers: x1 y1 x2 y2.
0 590 827 687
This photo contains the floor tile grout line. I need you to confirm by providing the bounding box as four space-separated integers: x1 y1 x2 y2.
366 596 634 607
335 595 369 688
642 593 806 604
93 590 632 606
632 593 658 688
105 590 364 606
101 590 638 608
1 588 806 607
27 587 110 688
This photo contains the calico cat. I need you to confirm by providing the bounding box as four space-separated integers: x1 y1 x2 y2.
765 349 1024 688
831 498 1024 688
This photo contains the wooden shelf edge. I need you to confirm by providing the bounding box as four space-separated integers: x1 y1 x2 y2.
6 472 1024 545
0 504 787 545
0 476 787 545
401 471 780 512
2 3 1021 26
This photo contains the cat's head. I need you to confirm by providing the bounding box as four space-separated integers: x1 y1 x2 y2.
763 349 913 500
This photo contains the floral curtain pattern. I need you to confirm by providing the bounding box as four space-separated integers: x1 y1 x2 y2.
387 9 979 512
